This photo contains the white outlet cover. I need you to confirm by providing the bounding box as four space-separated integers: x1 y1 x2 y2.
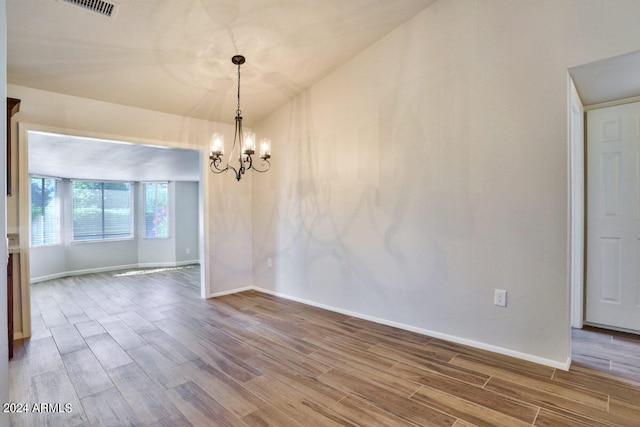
494 289 507 307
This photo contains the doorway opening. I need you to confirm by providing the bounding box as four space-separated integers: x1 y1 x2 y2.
16 125 208 340
569 50 640 370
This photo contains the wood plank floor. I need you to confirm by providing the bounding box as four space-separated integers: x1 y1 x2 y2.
8 265 640 426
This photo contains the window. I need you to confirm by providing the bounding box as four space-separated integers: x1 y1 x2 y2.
144 182 169 238
72 181 132 241
31 177 61 246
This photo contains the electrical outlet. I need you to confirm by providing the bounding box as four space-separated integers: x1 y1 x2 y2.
185 247 190 255
267 257 272 268
494 289 507 307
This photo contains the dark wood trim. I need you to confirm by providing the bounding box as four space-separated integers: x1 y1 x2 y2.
7 98 21 196
6 254 13 359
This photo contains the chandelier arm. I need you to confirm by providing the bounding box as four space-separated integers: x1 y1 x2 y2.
209 166 229 174
243 153 253 169
228 164 242 181
209 157 229 174
249 159 271 173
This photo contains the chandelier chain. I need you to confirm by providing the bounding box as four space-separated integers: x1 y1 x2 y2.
236 61 242 117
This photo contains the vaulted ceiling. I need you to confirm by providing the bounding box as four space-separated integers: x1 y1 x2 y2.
8 0 436 126
8 0 436 181
11 1 640 182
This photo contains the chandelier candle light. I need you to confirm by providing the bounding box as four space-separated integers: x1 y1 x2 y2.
209 55 271 181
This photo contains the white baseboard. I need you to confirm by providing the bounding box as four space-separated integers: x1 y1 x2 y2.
207 286 253 298
137 259 199 268
30 262 199 284
30 264 139 283
210 285 571 371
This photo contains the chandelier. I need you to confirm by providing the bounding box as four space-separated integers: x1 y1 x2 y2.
209 55 271 181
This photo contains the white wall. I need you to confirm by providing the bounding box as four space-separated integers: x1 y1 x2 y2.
252 0 640 367
175 181 200 263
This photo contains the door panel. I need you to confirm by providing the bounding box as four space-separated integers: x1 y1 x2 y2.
586 103 640 332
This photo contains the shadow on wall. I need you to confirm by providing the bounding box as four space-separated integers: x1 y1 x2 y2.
256 80 473 322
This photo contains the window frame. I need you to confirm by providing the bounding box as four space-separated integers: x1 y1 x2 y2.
71 179 134 242
30 176 62 247
143 181 170 239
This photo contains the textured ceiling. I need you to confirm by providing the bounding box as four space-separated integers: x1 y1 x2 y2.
28 131 202 181
8 0 436 126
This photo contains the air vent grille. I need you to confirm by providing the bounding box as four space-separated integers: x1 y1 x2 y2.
60 0 118 18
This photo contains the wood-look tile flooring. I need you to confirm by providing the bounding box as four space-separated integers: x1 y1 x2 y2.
9 265 640 426
571 325 640 385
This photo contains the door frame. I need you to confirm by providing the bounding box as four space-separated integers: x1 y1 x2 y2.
569 77 640 334
569 77 585 330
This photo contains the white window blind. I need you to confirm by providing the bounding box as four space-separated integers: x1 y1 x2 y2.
144 182 169 238
72 181 132 241
31 177 61 246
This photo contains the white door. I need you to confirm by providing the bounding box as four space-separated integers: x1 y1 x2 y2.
586 102 640 332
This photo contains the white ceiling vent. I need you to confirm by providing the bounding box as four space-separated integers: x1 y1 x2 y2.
59 0 119 19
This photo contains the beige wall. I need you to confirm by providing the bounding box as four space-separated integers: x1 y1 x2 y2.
252 0 640 366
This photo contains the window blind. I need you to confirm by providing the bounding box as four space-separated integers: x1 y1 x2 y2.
72 181 132 241
31 177 61 246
